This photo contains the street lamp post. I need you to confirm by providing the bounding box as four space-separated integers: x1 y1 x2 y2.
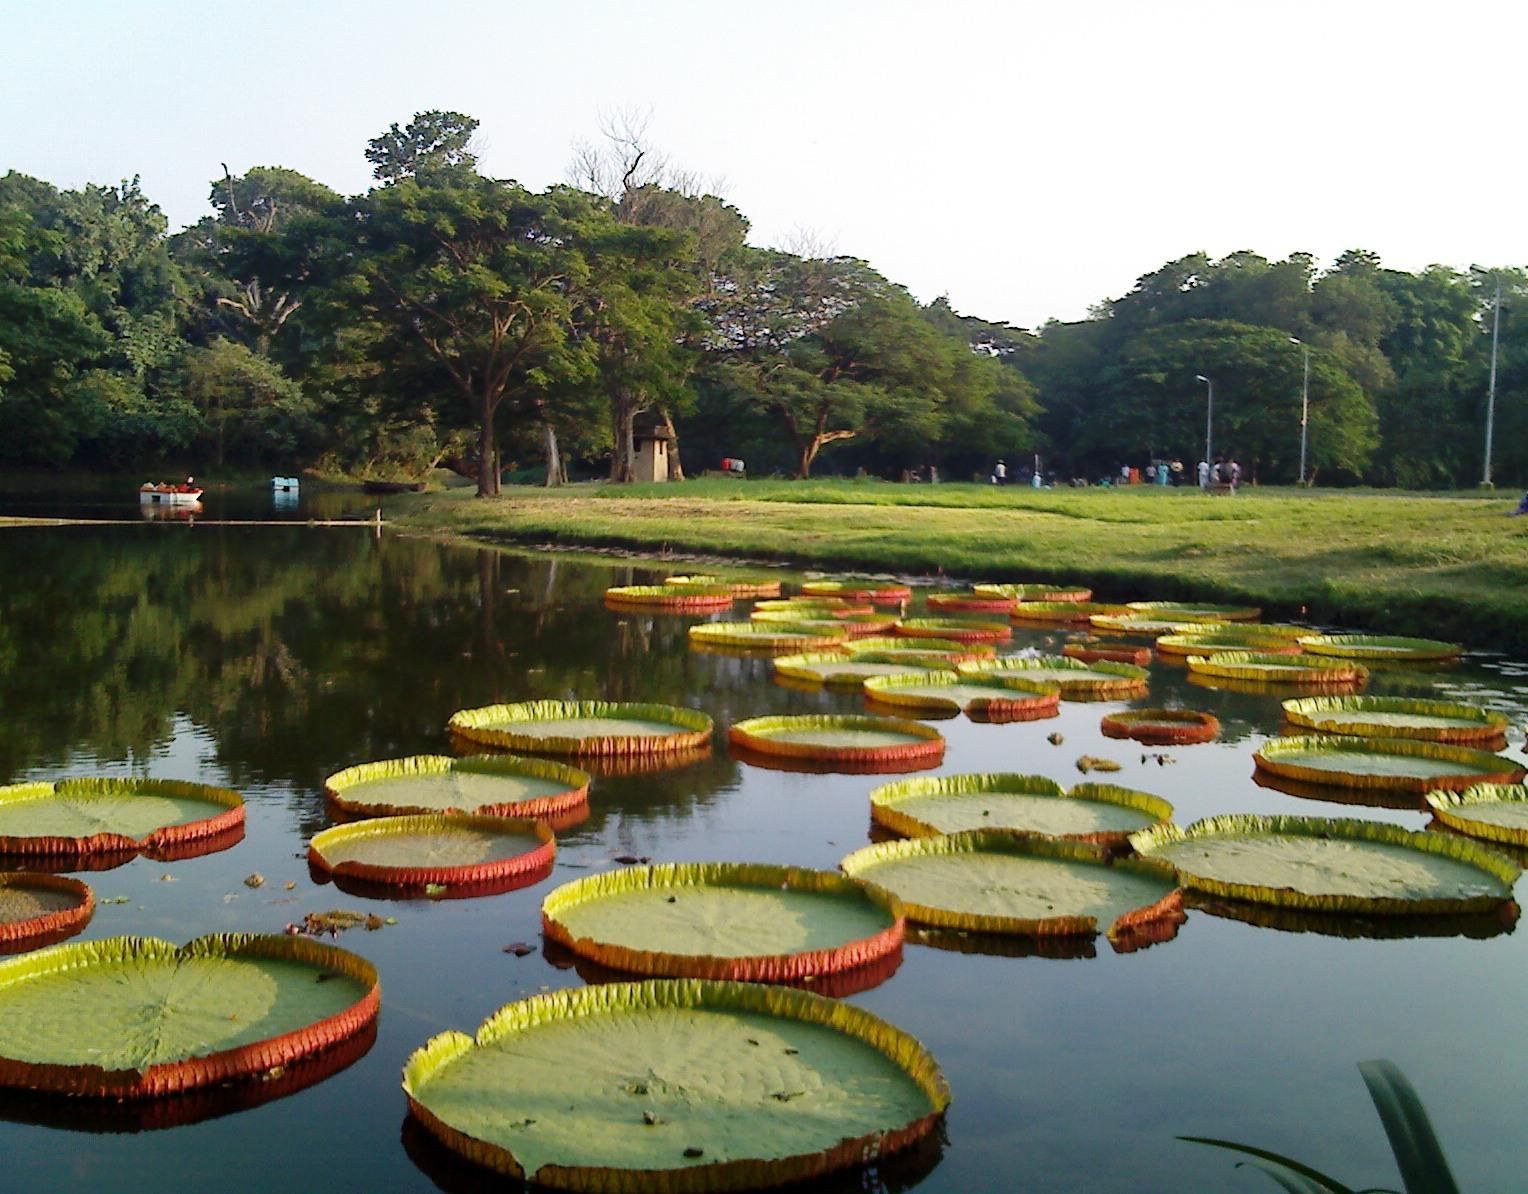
1195 374 1213 484
1484 277 1501 487
1290 337 1311 485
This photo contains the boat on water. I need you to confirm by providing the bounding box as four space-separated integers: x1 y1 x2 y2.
272 476 300 492
139 482 204 505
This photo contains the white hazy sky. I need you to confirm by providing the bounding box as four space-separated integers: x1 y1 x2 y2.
5 0 1526 328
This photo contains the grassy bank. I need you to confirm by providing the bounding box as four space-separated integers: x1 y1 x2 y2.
381 479 1528 650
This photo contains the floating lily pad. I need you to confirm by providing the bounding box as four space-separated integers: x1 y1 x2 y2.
0 874 93 954
1131 814 1520 914
867 774 1173 845
664 576 781 598
1010 601 1129 623
840 830 1183 945
861 672 1060 721
0 779 244 863
729 715 945 768
0 933 379 1097
1125 600 1262 622
1100 708 1219 745
402 979 949 1190
958 656 1148 698
1427 784 1528 848
448 701 713 756
846 636 996 658
1253 735 1524 793
1281 696 1509 745
750 610 898 636
1088 615 1217 637
1062 641 1153 666
753 598 873 615
974 582 1093 603
325 754 590 820
772 652 943 688
1157 632 1304 658
1185 651 1368 687
604 585 736 611
894 617 1011 644
925 592 1016 614
1298 634 1462 662
799 580 913 603
541 863 902 984
688 622 848 652
308 814 556 893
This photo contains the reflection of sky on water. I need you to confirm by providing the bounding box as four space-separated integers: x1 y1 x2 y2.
0 533 1523 1191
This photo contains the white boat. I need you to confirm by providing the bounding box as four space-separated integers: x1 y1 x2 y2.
139 484 204 505
271 476 300 492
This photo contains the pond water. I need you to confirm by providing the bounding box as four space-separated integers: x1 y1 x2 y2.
0 525 1525 1192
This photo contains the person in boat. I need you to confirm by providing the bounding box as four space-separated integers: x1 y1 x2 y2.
177 475 196 493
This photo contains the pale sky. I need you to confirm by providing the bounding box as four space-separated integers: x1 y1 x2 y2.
5 0 1526 328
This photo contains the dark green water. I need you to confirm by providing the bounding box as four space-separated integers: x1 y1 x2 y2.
0 526 1525 1192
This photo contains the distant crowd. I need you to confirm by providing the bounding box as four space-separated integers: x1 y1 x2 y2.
987 457 1242 491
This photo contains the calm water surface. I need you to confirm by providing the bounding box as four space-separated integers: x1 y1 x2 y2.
0 525 1525 1192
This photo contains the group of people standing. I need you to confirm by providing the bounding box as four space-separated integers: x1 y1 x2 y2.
1196 458 1241 490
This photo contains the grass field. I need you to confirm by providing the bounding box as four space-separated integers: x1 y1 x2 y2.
389 479 1528 652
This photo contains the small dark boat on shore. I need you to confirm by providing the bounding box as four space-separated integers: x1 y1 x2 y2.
361 480 426 494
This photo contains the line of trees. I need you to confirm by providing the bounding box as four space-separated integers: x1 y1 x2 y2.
1 112 1522 490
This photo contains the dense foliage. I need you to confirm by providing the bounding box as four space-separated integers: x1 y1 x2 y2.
0 116 1522 489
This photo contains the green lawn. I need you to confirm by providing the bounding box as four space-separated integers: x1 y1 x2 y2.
393 479 1528 650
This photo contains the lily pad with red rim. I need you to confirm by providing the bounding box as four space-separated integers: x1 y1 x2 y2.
447 701 712 757
729 715 945 770
1426 784 1528 848
1253 735 1524 794
0 874 93 954
1281 696 1508 745
861 671 1060 722
0 779 244 865
1100 708 1220 745
325 754 590 820
308 814 556 895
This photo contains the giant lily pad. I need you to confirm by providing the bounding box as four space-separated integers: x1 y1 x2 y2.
664 576 782 598
1088 614 1218 637
925 592 1016 614
800 580 913 603
308 814 555 893
0 874 93 954
753 598 874 615
1157 632 1303 658
840 831 1183 947
1062 640 1153 666
894 617 1011 644
447 701 713 756
1253 735 1524 794
1131 814 1520 914
325 754 590 820
868 774 1173 845
1125 600 1262 622
541 863 902 985
1427 785 1528 848
750 611 898 637
1298 634 1462 662
861 671 1060 721
958 655 1148 698
0 779 244 863
1185 651 1368 687
772 652 943 688
402 979 949 1190
0 933 379 1097
1282 696 1509 745
730 715 944 769
846 636 995 658
974 582 1093 603
1100 708 1220 745
688 622 847 652
1010 601 1129 623
605 585 736 611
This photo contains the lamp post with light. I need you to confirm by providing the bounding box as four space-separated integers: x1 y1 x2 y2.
1195 374 1213 484
1289 337 1311 484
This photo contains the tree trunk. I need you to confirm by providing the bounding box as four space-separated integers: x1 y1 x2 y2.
542 422 565 486
609 395 637 483
661 408 685 481
797 437 822 479
476 389 497 497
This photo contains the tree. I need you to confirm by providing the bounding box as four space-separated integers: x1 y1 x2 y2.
365 111 480 184
181 338 316 466
337 164 596 496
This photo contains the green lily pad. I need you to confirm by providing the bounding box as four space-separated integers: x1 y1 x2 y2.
729 715 944 768
1185 651 1368 686
0 778 244 861
771 652 942 687
325 754 589 819
868 774 1172 843
1253 735 1524 793
973 582 1093 602
1131 815 1520 914
1125 601 1262 621
541 863 901 984
1427 784 1528 847
447 701 712 756
840 830 1182 941
0 874 94 953
403 980 948 1189
1009 601 1128 622
689 622 848 652
1282 697 1510 744
1298 634 1462 661
958 656 1148 697
308 814 555 892
0 934 379 1096
861 672 1060 719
